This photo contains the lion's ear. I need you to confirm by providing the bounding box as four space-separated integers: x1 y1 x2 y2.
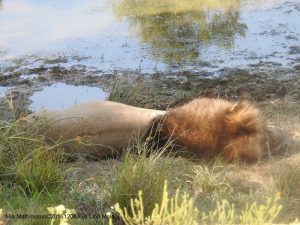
224 101 261 135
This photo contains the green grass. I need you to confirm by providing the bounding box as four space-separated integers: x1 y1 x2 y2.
188 160 232 194
111 181 199 225
0 118 67 224
1 187 63 225
0 120 64 194
110 139 178 217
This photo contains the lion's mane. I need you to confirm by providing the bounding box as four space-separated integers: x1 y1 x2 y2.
154 98 265 162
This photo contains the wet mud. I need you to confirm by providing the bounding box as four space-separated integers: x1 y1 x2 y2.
0 62 299 120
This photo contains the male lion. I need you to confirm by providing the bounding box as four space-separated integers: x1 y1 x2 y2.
22 98 289 162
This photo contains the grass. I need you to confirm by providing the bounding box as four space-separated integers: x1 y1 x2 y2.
0 120 64 194
110 181 199 225
271 164 299 197
110 140 178 217
204 194 282 225
107 74 197 109
1 189 63 225
111 181 282 225
189 160 232 195
108 75 159 108
0 118 66 225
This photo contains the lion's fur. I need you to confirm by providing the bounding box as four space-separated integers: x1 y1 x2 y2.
23 101 165 157
157 98 265 162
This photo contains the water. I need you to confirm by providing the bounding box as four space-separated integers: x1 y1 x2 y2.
20 73 39 80
0 0 299 74
29 82 108 110
0 86 8 97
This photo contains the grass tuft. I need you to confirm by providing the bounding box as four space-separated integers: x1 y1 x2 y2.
108 75 154 107
200 193 282 225
110 141 174 217
188 160 232 194
271 164 299 197
0 119 64 195
111 181 199 225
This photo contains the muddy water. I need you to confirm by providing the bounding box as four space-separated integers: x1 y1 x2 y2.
0 0 299 111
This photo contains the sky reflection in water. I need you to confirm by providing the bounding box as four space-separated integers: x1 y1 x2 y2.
29 82 108 110
0 0 299 73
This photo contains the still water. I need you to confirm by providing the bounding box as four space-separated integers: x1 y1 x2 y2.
0 86 7 98
29 82 108 110
0 0 299 74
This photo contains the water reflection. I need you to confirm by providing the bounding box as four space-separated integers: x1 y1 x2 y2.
113 0 247 63
30 83 108 111
0 86 8 98
0 0 298 73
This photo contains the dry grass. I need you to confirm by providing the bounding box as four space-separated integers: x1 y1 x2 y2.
261 99 300 141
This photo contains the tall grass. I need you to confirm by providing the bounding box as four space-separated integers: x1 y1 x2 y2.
110 139 176 217
189 160 232 194
108 75 155 107
0 119 65 195
271 164 299 197
1 189 62 225
111 181 199 225
0 117 67 224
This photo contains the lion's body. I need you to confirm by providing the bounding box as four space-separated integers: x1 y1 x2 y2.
24 101 165 157
23 98 287 162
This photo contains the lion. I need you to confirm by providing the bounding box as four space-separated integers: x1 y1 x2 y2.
22 98 289 162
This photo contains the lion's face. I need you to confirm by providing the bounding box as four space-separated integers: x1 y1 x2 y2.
261 126 290 157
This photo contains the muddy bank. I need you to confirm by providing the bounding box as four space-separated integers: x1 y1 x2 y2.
0 63 299 121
